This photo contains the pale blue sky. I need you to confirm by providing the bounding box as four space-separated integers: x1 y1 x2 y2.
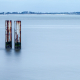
0 0 80 12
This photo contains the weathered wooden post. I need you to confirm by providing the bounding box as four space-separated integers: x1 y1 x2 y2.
14 21 21 50
5 20 12 49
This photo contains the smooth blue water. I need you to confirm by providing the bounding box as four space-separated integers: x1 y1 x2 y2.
0 15 80 80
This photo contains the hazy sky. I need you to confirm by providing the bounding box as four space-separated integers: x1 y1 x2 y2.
0 0 80 12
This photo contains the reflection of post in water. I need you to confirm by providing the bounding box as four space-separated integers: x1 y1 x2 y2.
5 20 12 49
14 21 21 50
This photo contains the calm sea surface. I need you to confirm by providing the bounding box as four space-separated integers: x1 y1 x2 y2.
0 15 80 80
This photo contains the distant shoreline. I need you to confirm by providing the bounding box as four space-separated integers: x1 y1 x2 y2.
0 14 80 15
0 11 80 15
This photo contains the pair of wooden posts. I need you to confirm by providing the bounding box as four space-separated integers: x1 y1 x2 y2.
5 20 21 50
